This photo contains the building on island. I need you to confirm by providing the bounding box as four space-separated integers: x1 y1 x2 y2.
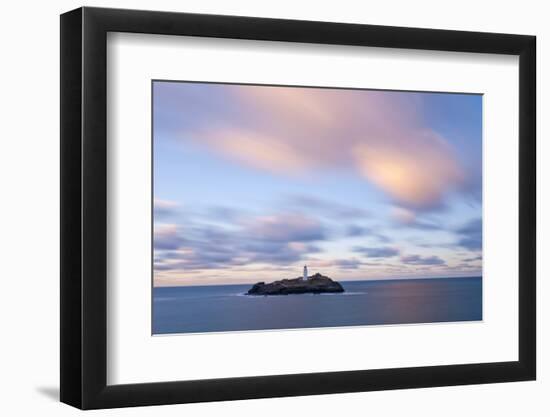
303 265 308 281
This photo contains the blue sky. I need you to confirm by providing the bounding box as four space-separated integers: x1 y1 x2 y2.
153 81 482 286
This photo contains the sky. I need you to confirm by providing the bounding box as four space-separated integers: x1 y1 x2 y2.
153 81 482 287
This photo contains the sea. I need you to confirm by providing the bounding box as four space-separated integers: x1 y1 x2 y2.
152 276 482 335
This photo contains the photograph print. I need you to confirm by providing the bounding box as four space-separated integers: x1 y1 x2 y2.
152 81 482 335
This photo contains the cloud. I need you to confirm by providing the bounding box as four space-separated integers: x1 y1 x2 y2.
353 246 400 258
306 257 362 270
243 213 326 242
391 207 417 224
346 225 370 237
333 259 362 269
455 218 482 250
344 224 391 243
288 195 370 219
205 206 243 221
251 243 321 265
169 85 467 209
462 255 482 262
353 132 463 209
154 198 179 217
201 129 313 175
390 206 443 230
154 224 184 250
400 254 446 265
154 212 328 272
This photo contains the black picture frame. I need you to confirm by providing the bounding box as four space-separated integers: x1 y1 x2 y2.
60 6 536 410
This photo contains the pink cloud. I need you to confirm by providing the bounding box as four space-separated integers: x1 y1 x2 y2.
187 86 465 209
153 198 179 209
353 131 463 208
200 129 314 175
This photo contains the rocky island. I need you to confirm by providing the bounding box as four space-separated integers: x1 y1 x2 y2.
246 272 345 296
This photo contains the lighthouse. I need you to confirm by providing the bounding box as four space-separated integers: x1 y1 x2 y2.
303 265 308 281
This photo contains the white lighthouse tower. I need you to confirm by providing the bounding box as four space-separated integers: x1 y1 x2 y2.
303 265 308 281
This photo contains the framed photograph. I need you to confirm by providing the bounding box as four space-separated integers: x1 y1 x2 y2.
60 6 536 409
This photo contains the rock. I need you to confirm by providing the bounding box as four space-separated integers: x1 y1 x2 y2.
246 273 344 295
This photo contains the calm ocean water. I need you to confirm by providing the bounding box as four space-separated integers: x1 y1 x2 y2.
153 277 482 335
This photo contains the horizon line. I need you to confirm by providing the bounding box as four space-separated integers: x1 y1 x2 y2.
153 274 482 288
